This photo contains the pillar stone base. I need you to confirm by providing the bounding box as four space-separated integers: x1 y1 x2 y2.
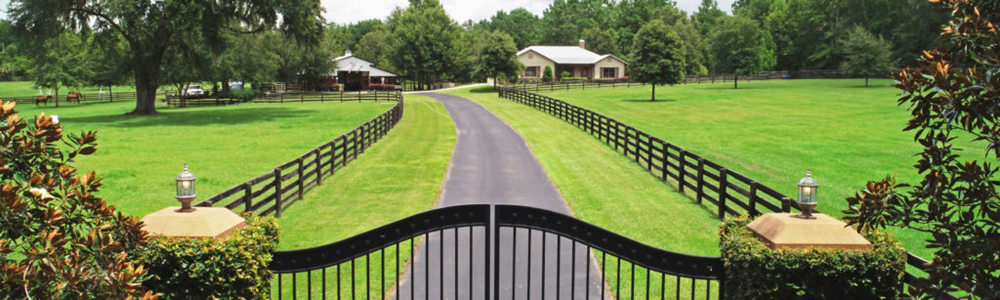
746 213 872 251
141 207 245 239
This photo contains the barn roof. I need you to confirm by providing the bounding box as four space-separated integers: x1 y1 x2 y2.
331 51 397 77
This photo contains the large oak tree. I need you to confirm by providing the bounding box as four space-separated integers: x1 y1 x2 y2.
8 0 324 115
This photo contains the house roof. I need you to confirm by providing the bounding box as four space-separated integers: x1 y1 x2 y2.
517 46 628 65
331 52 397 77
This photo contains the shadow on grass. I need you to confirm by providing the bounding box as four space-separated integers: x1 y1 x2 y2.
621 99 678 103
468 86 498 94
62 106 308 128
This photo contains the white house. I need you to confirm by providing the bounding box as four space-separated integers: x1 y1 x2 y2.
516 40 628 81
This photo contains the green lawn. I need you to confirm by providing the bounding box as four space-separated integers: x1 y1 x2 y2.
444 87 721 256
0 81 138 98
271 95 455 299
12 98 392 217
498 79 975 260
277 95 455 249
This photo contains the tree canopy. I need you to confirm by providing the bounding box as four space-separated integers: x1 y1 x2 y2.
838 25 895 87
388 0 459 90
473 31 522 90
709 15 766 89
8 0 324 115
629 19 686 101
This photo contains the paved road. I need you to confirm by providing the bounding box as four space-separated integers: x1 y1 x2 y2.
393 93 606 299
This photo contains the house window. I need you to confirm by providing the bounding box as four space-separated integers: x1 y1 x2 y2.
524 66 540 78
602 68 617 78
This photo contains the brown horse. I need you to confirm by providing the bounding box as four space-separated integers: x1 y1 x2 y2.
35 95 52 106
66 91 84 103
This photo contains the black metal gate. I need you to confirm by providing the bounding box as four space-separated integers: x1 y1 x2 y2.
269 205 723 299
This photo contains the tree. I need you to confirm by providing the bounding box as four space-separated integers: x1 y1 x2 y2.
542 65 553 82
838 26 894 87
541 0 609 45
843 0 1000 297
672 19 708 75
486 8 542 50
355 29 393 72
25 32 92 107
581 28 619 56
473 31 522 90
709 16 768 89
693 0 726 37
9 0 324 115
0 103 153 298
389 0 458 90
629 19 686 101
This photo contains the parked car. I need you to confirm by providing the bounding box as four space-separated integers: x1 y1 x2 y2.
184 85 205 98
229 81 244 91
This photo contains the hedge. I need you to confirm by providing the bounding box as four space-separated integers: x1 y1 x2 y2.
135 214 279 299
720 216 905 299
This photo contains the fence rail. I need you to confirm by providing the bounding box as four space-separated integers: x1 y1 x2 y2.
0 91 137 105
497 86 960 299
193 92 404 216
166 90 401 107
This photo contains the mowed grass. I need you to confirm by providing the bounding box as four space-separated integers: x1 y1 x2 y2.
278 94 456 249
535 79 981 259
0 81 138 97
272 95 455 299
444 87 721 256
12 99 392 217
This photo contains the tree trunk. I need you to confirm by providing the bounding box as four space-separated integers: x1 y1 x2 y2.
54 86 60 108
734 74 739 89
651 84 656 102
131 66 160 115
865 76 869 87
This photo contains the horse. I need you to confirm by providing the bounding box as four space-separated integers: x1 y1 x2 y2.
35 95 52 106
66 91 84 103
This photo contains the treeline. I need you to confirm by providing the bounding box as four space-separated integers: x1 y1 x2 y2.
0 0 946 93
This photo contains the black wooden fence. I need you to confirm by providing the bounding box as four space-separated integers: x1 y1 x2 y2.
497 86 960 299
166 90 401 107
1 91 137 105
192 93 404 216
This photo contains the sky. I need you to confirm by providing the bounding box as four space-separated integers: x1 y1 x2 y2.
0 0 735 25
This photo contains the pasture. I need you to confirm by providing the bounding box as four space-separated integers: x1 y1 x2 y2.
449 79 980 261
12 97 392 217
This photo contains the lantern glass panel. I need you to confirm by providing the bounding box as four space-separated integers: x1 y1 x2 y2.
177 180 195 197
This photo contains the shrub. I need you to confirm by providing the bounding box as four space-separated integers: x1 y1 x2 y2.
0 101 155 299
542 66 553 82
559 71 571 79
368 84 396 91
720 216 905 299
514 78 541 85
134 214 279 299
561 77 588 81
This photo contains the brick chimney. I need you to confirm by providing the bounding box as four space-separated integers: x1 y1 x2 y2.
579 39 586 49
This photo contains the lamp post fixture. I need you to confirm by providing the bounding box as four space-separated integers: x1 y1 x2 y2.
796 169 819 219
175 164 197 212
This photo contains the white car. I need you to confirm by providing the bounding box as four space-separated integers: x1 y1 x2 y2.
184 85 205 97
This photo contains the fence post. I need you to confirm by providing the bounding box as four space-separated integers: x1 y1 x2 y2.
274 168 282 218
315 149 322 186
297 158 304 200
749 181 759 217
678 150 687 193
280 93 284 104
696 158 705 204
782 196 792 213
301 93 304 103
243 183 253 213
660 142 669 182
719 168 728 219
